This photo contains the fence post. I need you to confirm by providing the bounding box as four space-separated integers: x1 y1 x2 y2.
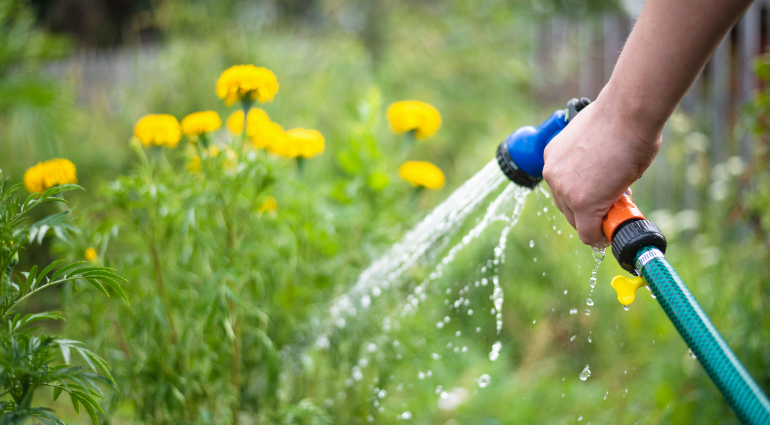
709 36 731 165
739 2 761 161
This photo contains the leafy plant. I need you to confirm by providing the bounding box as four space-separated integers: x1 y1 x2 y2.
0 178 126 424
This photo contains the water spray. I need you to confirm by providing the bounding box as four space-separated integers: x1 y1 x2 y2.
496 99 770 425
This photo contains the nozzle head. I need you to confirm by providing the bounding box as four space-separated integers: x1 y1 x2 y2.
495 142 542 188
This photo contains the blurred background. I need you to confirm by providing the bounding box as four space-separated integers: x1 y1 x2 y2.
1 0 770 423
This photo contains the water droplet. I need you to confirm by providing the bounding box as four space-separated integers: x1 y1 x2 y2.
367 343 377 352
456 331 462 337
603 391 608 400
578 415 583 421
534 257 537 262
533 320 537 324
478 374 491 388
401 411 412 420
489 341 502 361
444 316 451 323
462 346 468 353
432 353 441 360
418 372 426 380
476 327 481 333
368 415 374 423
570 335 576 342
564 290 568 294
623 305 630 311
689 348 697 359
378 390 387 399
587 336 592 343
468 309 474 316
436 321 445 329
529 240 535 248
579 365 591 381
585 309 591 316
586 298 594 306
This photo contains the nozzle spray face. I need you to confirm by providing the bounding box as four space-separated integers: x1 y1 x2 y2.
496 98 591 188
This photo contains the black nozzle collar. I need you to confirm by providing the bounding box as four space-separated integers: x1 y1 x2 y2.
496 142 542 189
611 219 667 275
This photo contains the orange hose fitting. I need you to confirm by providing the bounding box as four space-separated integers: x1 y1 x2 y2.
602 193 646 242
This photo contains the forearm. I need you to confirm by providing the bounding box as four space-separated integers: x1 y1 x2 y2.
603 0 753 143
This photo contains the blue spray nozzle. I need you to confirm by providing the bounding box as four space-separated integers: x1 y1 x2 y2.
496 97 591 188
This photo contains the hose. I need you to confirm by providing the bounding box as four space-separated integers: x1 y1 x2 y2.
635 245 770 424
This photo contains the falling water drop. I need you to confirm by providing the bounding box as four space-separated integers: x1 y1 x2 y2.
489 341 502 361
585 309 591 316
529 240 535 248
579 365 591 381
478 374 491 388
623 305 630 311
586 298 594 306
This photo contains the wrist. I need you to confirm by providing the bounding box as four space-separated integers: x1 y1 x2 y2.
599 78 666 147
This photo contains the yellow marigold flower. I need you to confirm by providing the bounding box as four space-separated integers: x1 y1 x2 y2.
226 109 271 135
216 65 279 106
258 196 278 213
181 111 222 136
23 158 78 194
85 247 98 262
134 114 181 148
398 161 445 190
282 128 325 159
254 121 289 151
387 100 442 139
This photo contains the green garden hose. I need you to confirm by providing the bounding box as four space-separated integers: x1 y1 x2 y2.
633 246 770 424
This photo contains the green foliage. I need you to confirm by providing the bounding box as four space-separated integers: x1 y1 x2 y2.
0 180 126 424
744 54 770 243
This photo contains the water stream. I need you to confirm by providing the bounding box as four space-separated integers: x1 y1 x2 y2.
309 159 608 422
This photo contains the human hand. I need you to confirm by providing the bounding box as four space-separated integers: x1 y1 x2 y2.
542 93 662 247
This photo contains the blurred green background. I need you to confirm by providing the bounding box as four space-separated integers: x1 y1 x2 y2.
1 0 769 423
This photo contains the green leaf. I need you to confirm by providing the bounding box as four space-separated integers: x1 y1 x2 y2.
53 386 63 401
70 391 100 425
21 312 64 326
85 278 110 297
78 348 115 386
70 393 80 414
51 261 87 280
25 265 38 292
39 259 65 281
